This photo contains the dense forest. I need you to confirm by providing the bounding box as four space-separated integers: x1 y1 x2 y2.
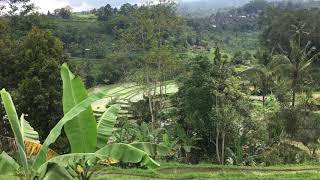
1 0 320 179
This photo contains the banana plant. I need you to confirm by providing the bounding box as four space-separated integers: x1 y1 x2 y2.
0 64 160 180
60 64 169 174
0 88 112 179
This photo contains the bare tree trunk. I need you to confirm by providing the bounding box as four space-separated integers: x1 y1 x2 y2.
164 76 167 94
292 72 298 107
148 89 155 129
216 127 220 164
221 129 226 165
292 90 296 107
158 60 164 110
147 72 156 129
152 82 158 128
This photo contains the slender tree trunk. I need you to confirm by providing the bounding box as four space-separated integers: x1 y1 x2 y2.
152 81 158 127
216 127 220 164
159 81 162 97
221 129 226 165
148 89 155 129
147 73 156 129
164 72 168 95
292 90 296 107
262 95 266 107
313 148 316 157
292 71 298 107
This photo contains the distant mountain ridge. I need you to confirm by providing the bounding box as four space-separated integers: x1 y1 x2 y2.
177 0 260 17
177 0 320 17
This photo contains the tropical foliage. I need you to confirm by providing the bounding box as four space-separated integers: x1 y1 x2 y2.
0 64 160 179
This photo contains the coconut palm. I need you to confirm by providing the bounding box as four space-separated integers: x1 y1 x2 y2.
273 40 320 107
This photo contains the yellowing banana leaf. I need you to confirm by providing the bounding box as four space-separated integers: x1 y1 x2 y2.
97 104 121 149
24 140 56 160
98 158 119 165
61 63 97 153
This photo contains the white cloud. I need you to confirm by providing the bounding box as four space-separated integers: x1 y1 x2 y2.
32 0 177 13
32 0 68 13
32 0 136 13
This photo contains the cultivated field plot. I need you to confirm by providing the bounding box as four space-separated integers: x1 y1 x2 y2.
93 163 320 180
90 82 178 111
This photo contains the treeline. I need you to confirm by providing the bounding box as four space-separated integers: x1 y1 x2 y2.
170 2 320 164
0 0 189 151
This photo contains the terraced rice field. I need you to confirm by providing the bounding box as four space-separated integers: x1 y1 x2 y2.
93 163 320 179
89 82 178 111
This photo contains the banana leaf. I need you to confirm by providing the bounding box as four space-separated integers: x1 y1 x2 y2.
96 143 160 169
32 91 106 170
130 142 171 157
38 163 73 180
61 63 97 153
0 89 29 174
39 144 159 172
0 175 21 180
96 104 120 149
0 151 20 175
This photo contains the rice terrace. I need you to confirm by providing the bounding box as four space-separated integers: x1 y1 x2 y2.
1 0 320 179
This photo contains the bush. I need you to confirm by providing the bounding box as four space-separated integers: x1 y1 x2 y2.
262 143 311 166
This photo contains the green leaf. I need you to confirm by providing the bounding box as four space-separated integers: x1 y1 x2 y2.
0 175 21 180
38 163 73 180
45 144 160 169
61 63 97 153
40 153 97 168
20 114 40 144
0 152 20 175
37 144 159 176
96 143 160 169
130 142 171 157
97 104 121 149
32 91 106 170
0 89 28 174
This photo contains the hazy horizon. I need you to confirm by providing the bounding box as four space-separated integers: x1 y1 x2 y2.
32 0 252 13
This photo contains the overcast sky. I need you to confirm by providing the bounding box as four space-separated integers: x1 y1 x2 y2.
32 0 203 12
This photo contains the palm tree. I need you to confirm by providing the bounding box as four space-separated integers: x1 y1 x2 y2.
242 49 274 106
273 40 319 107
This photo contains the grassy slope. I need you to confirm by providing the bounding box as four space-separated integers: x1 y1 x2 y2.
93 163 320 179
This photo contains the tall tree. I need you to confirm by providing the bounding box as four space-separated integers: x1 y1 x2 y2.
175 51 249 164
114 3 185 128
273 40 320 107
0 19 17 137
16 28 66 138
54 7 72 19
260 8 320 52
96 4 115 21
0 19 18 89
